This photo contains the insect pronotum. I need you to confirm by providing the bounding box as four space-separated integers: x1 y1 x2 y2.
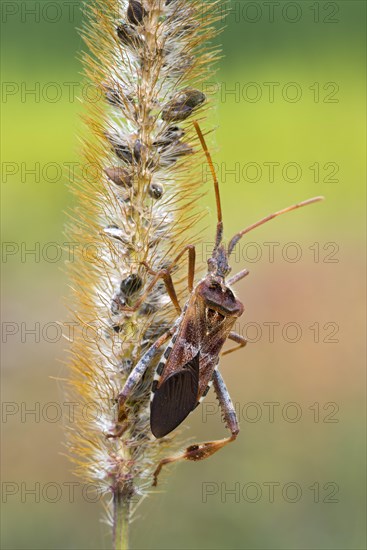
116 121 323 485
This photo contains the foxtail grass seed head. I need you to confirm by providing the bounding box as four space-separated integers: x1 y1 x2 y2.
66 0 223 538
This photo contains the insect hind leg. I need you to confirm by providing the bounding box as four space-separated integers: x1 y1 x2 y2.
152 370 239 486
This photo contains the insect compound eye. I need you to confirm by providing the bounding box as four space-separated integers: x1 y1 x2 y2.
127 1 147 25
120 273 143 297
208 281 221 291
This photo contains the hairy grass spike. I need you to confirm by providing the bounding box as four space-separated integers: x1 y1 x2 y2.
65 0 223 547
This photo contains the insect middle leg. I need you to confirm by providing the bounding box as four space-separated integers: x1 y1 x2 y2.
142 244 196 305
221 331 247 357
152 369 239 486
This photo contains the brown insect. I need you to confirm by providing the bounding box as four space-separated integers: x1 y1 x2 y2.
117 121 323 485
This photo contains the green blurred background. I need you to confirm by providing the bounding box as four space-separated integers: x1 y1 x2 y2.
1 1 366 548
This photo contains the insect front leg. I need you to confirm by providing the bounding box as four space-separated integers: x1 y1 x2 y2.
182 244 196 292
142 244 196 313
119 268 181 315
117 244 196 316
152 370 239 486
221 331 247 356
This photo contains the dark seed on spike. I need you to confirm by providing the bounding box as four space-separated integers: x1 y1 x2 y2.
162 104 192 122
127 1 147 25
104 225 126 241
162 89 206 122
149 183 163 199
105 87 123 107
113 324 123 333
120 274 143 296
116 22 139 46
120 359 133 374
166 125 185 140
173 141 193 157
104 83 135 106
165 21 199 39
159 141 193 167
183 89 206 109
105 167 133 188
164 54 194 77
133 139 143 162
139 301 157 315
114 143 133 164
153 125 185 149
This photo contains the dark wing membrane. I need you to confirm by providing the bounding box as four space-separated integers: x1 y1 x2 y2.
150 352 200 438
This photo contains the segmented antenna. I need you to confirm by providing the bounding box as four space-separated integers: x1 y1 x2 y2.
193 121 223 249
228 196 324 255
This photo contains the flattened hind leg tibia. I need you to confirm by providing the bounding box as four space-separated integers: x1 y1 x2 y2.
152 434 236 487
152 370 239 486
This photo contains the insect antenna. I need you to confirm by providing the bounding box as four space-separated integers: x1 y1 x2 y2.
228 196 324 256
193 121 223 250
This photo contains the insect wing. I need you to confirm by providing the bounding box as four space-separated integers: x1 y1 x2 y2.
150 352 200 438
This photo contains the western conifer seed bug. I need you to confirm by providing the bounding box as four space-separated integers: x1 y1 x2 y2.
117 121 323 485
